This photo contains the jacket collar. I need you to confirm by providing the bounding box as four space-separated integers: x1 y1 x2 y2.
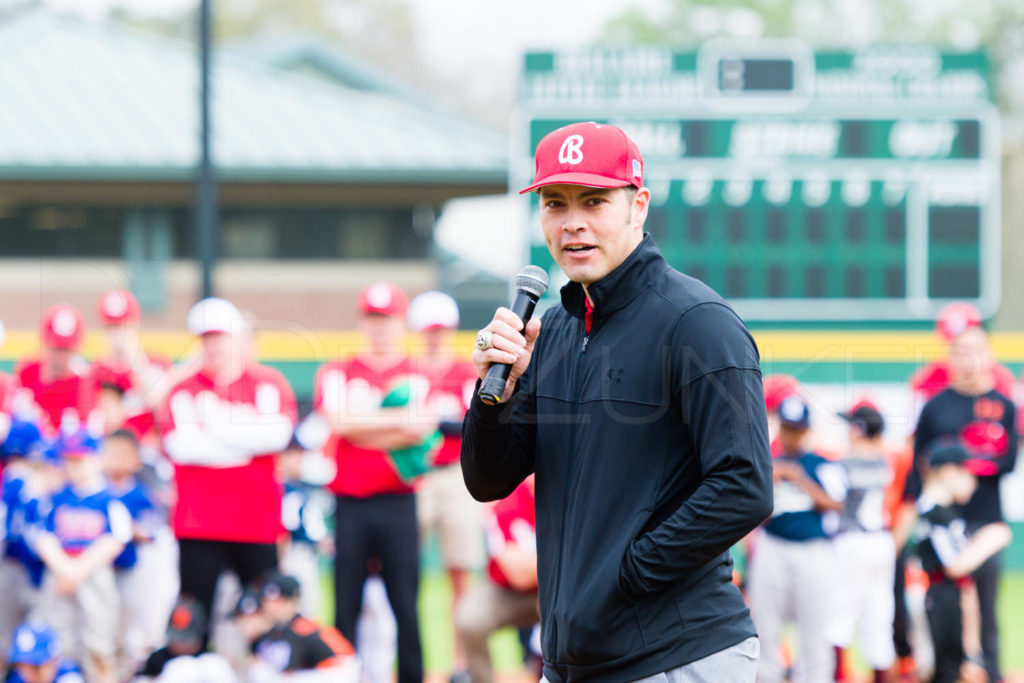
559 233 668 321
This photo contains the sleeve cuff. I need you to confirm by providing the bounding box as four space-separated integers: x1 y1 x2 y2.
468 378 517 426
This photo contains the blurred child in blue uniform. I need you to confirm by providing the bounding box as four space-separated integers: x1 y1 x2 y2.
4 622 82 683
28 431 130 683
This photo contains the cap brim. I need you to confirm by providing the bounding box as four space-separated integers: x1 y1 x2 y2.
518 173 634 194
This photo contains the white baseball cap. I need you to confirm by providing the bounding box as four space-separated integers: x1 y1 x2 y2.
187 297 243 336
407 291 459 332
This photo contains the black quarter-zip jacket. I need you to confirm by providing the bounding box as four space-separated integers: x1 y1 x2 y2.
462 234 774 682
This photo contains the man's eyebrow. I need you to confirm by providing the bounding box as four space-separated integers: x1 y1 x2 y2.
539 187 613 200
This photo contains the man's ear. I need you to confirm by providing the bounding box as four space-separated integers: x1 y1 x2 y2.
631 187 651 230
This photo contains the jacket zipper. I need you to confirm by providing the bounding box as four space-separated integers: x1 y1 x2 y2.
550 319 591 665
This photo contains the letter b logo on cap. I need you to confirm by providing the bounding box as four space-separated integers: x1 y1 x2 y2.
558 135 584 165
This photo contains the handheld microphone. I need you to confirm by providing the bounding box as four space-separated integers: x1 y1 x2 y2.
478 265 549 405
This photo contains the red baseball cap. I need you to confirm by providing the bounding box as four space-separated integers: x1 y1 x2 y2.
97 289 140 325
763 374 800 414
936 302 982 341
40 304 85 350
519 122 644 194
359 282 408 317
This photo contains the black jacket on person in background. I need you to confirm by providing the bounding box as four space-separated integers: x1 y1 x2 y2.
462 234 774 682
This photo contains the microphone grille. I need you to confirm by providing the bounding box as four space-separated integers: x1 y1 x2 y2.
514 265 549 298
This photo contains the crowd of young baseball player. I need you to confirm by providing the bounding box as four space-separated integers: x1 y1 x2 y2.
0 285 539 683
0 285 1015 683
751 302 1017 683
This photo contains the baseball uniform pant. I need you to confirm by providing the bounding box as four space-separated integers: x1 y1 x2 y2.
281 541 324 620
178 538 278 647
0 558 39 667
892 544 912 659
970 540 1002 682
456 578 538 683
334 493 421 683
826 530 896 670
356 574 397 683
417 464 485 571
540 636 758 683
748 534 835 683
32 566 120 683
925 580 962 683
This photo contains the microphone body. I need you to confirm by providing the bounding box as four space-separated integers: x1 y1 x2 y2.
478 266 549 405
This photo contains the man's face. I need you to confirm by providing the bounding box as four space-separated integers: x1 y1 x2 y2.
45 347 75 377
201 332 234 373
421 326 453 355
940 464 978 504
103 436 140 480
64 454 100 488
104 323 135 358
539 185 649 287
261 596 298 625
359 313 405 352
948 326 991 384
13 660 58 683
778 425 807 453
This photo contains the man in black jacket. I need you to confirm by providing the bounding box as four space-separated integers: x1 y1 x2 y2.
462 121 774 682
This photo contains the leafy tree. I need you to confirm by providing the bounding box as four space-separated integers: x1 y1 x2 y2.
600 0 1024 115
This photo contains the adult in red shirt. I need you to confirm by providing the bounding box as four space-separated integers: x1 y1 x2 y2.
455 477 538 683
91 289 172 441
314 282 431 683
15 304 95 436
160 297 297 644
408 291 483 673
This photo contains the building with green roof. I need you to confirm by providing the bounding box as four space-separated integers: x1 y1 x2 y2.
0 6 508 330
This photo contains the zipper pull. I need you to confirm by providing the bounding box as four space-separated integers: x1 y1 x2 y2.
581 336 589 354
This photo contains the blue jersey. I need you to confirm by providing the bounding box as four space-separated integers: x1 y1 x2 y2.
2 474 49 586
44 484 132 555
764 452 843 541
109 478 156 569
282 481 330 546
5 657 83 682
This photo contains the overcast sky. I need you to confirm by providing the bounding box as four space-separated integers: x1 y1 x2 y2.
35 0 641 75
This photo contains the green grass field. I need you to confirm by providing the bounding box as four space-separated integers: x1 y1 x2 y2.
999 571 1024 673
320 568 1024 677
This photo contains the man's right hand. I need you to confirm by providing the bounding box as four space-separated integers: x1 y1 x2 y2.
473 307 541 401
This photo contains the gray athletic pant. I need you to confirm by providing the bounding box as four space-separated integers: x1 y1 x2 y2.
541 636 759 683
748 533 836 683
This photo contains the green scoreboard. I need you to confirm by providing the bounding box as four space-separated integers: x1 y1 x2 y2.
516 42 1000 322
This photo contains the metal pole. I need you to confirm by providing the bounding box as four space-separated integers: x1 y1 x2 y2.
194 0 217 299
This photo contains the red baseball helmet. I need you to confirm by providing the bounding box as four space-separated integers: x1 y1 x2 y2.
936 302 982 341
358 282 408 317
763 374 800 414
97 289 140 325
40 304 85 350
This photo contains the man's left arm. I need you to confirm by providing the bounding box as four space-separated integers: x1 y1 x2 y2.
620 304 774 596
